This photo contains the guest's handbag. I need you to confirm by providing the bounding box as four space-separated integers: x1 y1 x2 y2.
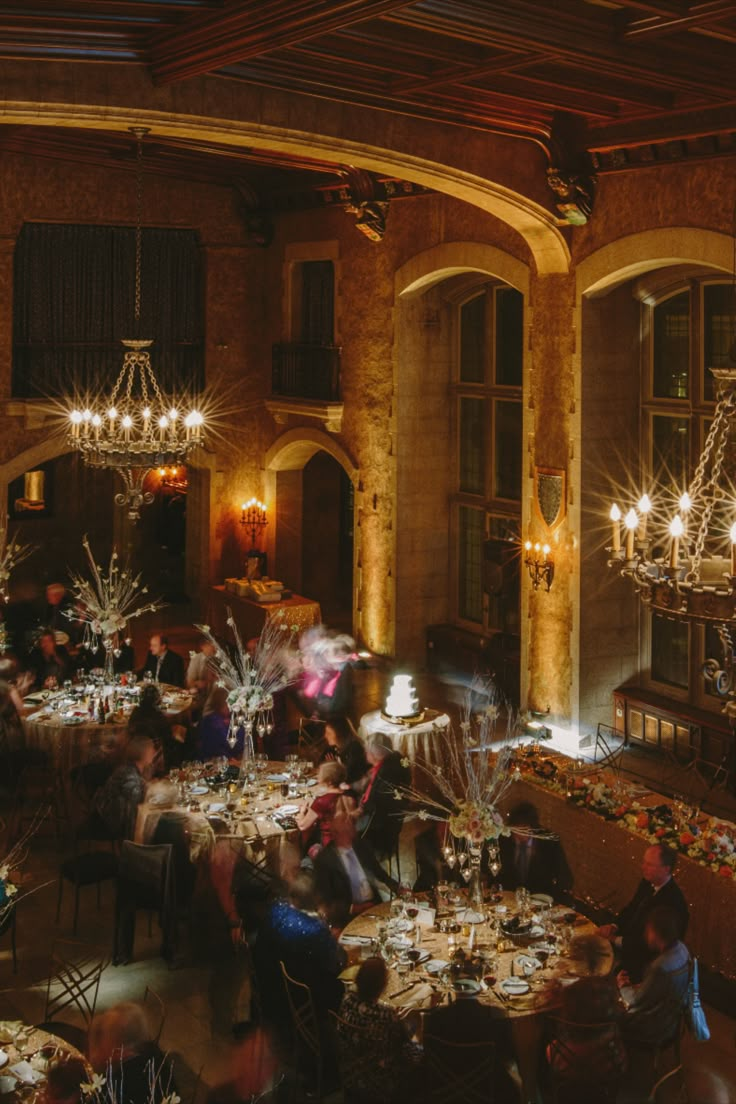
685 957 710 1042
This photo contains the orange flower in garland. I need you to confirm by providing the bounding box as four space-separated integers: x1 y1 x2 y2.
679 831 695 847
718 865 733 878
635 812 649 830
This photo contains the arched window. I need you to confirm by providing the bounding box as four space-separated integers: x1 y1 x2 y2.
12 223 204 399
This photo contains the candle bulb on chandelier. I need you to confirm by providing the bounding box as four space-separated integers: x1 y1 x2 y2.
609 504 621 552
679 492 692 514
624 508 638 560
637 494 651 541
122 414 132 442
92 413 101 441
82 409 92 438
70 410 82 438
159 415 168 442
669 515 684 571
142 406 150 433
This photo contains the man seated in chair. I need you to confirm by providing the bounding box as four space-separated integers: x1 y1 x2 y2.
139 633 185 687
313 812 401 929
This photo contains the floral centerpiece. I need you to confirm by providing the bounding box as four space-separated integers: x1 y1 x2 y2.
0 526 36 652
195 608 299 769
0 808 49 925
82 1061 179 1103
64 536 164 680
397 679 551 904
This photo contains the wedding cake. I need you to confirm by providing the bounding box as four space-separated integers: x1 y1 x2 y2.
383 674 421 721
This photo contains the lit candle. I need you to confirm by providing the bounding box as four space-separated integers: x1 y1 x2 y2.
542 543 551 562
669 515 684 571
637 494 651 541
70 410 82 438
679 492 692 514
142 406 151 433
610 504 621 552
730 522 736 577
159 415 168 442
107 406 117 423
624 508 638 560
92 413 101 440
191 411 203 440
122 414 132 442
82 409 92 437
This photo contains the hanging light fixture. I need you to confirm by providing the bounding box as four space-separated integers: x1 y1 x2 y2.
607 214 736 707
66 127 204 520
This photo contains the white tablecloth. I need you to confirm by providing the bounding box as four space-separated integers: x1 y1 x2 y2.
358 708 451 772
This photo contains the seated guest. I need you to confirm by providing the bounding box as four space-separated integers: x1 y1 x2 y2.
139 633 185 687
546 974 627 1100
198 685 241 760
252 870 346 1041
618 905 691 1047
186 636 217 714
422 982 521 1104
296 762 355 851
358 733 411 860
313 812 399 928
27 629 72 690
39 1057 87 1104
320 716 369 790
338 956 420 1095
92 736 156 840
88 1001 176 1104
497 801 571 897
598 843 689 983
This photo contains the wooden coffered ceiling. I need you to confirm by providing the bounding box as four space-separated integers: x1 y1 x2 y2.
1 1 736 219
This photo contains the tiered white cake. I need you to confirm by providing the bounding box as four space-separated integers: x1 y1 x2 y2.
384 674 420 719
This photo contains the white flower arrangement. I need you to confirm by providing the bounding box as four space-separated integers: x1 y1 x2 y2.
64 536 163 670
81 1057 179 1103
0 526 36 601
0 807 49 923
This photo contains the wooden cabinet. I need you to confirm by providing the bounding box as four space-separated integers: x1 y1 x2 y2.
613 684 733 768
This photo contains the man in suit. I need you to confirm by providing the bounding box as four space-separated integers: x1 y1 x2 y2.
497 801 571 898
598 843 689 983
359 733 411 860
314 813 400 928
139 633 185 687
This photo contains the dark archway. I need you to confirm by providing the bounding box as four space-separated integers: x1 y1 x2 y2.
301 452 353 631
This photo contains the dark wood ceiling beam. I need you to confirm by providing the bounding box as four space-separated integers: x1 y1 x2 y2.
149 0 415 85
342 23 487 66
587 101 736 149
392 50 553 94
623 1 736 40
384 1 736 97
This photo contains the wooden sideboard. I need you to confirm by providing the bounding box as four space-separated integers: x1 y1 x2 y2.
613 684 733 768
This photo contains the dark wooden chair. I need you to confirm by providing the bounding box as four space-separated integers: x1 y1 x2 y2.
36 938 108 1053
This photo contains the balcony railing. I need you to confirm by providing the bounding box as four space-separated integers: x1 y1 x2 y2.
272 343 341 401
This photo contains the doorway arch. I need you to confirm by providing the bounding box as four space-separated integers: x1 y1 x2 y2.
265 428 359 637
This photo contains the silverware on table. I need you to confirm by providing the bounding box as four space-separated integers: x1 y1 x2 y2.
390 979 421 999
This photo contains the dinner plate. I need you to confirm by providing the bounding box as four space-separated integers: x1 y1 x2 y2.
412 949 431 964
276 804 300 815
500 978 530 995
207 802 225 813
531 893 554 907
9 1062 43 1085
457 908 484 924
451 979 481 997
267 774 288 783
0 1052 7 1070
387 934 412 948
425 959 449 975
514 954 541 975
340 935 372 946
190 785 209 796
390 919 412 933
533 941 557 955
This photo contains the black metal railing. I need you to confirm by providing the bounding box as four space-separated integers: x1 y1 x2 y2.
271 343 341 401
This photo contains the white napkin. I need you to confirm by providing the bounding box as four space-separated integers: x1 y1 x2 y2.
401 983 434 1010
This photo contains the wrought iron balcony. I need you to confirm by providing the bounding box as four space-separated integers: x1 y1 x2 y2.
271 343 341 402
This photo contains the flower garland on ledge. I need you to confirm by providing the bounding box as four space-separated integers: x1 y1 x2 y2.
518 759 736 879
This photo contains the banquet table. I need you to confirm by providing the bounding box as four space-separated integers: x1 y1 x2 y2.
503 752 736 981
22 683 192 775
339 893 601 1101
0 1021 90 1100
358 709 451 773
208 585 322 642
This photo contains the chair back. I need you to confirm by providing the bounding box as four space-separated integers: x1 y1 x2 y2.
118 841 173 913
547 1016 624 1103
649 1064 689 1103
329 1010 401 1104
44 939 108 1029
279 960 321 1060
422 1032 496 1104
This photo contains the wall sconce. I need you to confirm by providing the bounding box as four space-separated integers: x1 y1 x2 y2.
240 497 268 549
524 540 554 592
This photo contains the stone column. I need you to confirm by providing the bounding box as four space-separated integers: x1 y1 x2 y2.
524 271 577 721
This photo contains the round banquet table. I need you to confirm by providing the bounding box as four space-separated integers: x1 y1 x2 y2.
358 709 451 772
0 1021 90 1100
22 684 193 775
339 893 604 1101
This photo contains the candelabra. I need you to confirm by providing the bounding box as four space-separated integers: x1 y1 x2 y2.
240 498 268 549
524 541 554 591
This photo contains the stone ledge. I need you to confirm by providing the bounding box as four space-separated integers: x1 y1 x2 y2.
265 397 343 434
4 400 54 429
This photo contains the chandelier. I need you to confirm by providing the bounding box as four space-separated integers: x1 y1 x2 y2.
66 127 204 521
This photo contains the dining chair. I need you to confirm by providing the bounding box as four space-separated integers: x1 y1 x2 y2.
37 938 108 1053
547 1017 624 1104
113 841 174 966
56 833 119 935
421 1032 497 1103
329 1009 403 1104
279 960 323 1101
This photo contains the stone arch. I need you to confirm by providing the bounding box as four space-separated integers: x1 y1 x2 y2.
577 228 734 298
0 75 569 276
396 241 531 298
264 428 359 638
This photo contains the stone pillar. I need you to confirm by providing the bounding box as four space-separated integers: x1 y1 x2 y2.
524 271 577 721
